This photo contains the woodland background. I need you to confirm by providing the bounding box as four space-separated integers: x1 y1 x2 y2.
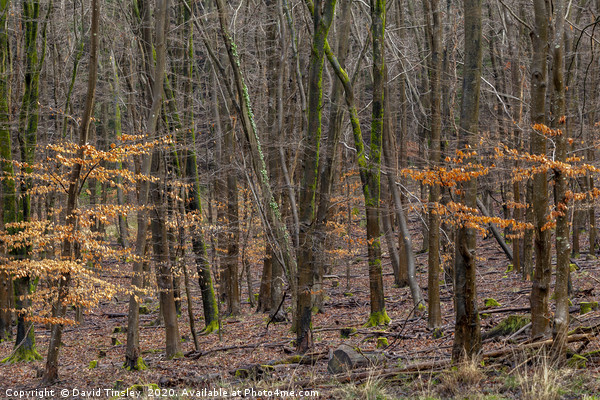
1 0 600 398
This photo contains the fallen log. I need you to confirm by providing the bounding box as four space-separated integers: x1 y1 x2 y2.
310 333 596 385
327 344 385 373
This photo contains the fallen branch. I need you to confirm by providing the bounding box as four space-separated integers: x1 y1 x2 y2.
185 340 289 360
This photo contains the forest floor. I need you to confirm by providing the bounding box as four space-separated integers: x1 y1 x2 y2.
1 230 600 399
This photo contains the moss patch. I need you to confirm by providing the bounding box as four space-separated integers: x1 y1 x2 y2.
123 356 147 371
200 319 219 335
484 298 501 308
580 302 598 315
376 337 388 348
482 314 530 340
364 310 391 327
2 347 42 363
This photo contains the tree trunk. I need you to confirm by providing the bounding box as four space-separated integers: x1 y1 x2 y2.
313 0 351 312
423 0 443 330
10 0 44 364
364 0 389 328
214 0 298 323
0 0 15 342
550 0 569 359
44 0 99 383
529 0 551 339
296 0 336 352
452 0 483 362
150 154 181 359
125 0 169 371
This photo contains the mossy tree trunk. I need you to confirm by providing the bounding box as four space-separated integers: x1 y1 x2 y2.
214 0 298 325
313 0 352 311
0 0 14 343
265 0 285 320
452 0 482 362
364 0 389 328
296 0 336 352
10 0 45 364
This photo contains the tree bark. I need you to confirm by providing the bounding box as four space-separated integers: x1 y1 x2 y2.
550 0 569 359
296 0 336 352
423 0 443 330
125 0 169 370
452 0 483 362
529 0 552 339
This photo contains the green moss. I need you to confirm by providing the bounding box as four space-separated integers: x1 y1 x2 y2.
2 346 42 363
364 310 391 327
484 298 501 307
376 337 388 348
482 315 530 340
88 360 98 369
112 326 126 334
567 354 587 369
111 337 122 346
200 319 219 335
169 351 184 360
343 292 354 297
123 356 147 371
580 302 598 315
569 264 578 273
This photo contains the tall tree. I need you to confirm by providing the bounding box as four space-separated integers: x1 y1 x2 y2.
550 0 569 359
529 0 551 339
124 0 170 370
9 0 46 363
44 0 100 383
364 0 389 328
0 0 14 343
296 0 336 352
452 0 483 362
423 0 443 331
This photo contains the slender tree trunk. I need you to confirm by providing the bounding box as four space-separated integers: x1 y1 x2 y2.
423 0 443 330
265 0 285 320
313 0 351 311
550 0 569 359
296 0 336 352
125 0 169 370
452 0 483 362
382 106 424 309
150 155 181 359
10 0 44 364
214 0 298 322
0 0 15 342
364 0 389 328
44 0 99 383
529 0 551 339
